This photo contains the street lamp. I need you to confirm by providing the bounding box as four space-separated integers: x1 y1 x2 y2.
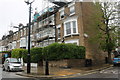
24 0 35 74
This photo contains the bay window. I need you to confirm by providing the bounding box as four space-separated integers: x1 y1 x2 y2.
64 20 77 36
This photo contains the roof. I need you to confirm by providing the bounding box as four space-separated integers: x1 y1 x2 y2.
52 2 68 7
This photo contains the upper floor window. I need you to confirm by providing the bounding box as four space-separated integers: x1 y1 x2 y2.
64 20 78 36
69 6 75 16
24 28 26 36
34 22 37 28
21 30 23 37
58 28 61 38
39 21 42 28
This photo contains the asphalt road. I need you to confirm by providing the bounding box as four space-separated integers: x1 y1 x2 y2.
51 66 120 80
1 66 39 80
76 66 120 78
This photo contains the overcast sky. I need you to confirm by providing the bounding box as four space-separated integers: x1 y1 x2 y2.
0 0 54 39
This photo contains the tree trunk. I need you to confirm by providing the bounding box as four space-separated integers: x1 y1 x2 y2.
108 52 112 64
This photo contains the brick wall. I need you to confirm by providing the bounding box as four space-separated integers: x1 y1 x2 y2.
81 2 107 65
47 59 85 68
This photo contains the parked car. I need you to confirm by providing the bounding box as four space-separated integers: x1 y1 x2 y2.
2 58 23 72
113 55 120 66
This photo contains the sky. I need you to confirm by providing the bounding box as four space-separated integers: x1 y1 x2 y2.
0 0 53 39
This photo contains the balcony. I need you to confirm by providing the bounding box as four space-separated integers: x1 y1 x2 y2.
37 6 59 21
35 28 55 42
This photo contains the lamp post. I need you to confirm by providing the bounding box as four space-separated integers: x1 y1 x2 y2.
24 0 35 74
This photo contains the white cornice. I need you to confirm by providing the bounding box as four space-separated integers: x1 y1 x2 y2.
59 7 65 12
68 2 75 7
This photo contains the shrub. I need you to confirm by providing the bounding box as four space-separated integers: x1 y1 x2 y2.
11 49 28 62
11 48 43 63
43 43 86 60
30 47 43 63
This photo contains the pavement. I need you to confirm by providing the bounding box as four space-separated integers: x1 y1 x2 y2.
16 64 113 79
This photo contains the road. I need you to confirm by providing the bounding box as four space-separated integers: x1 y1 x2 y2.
0 67 39 80
66 66 120 80
1 66 120 80
52 66 120 80
76 67 120 78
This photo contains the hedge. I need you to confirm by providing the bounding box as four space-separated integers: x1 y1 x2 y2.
43 43 86 60
11 43 86 62
11 48 43 63
2 51 11 53
11 49 28 62
30 47 43 63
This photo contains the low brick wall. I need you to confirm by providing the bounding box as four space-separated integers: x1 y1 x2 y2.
48 60 68 67
48 59 85 68
68 59 85 67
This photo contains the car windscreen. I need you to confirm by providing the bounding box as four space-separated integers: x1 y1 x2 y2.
9 58 21 63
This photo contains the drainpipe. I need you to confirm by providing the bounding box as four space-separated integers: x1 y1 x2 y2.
54 12 57 42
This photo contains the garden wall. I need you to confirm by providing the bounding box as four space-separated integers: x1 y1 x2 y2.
47 59 85 68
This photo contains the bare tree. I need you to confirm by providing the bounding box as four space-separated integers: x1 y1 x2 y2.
98 2 118 63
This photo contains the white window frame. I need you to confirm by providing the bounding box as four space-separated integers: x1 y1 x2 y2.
64 19 78 36
68 2 75 16
24 28 26 36
20 30 23 37
20 37 26 47
65 39 79 46
65 22 71 35
57 24 61 39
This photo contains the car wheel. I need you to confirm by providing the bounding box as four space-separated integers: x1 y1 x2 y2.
2 66 5 71
7 67 11 72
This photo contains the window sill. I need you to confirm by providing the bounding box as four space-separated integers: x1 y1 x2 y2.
64 33 79 37
69 13 75 16
60 18 64 20
58 38 61 40
71 33 79 36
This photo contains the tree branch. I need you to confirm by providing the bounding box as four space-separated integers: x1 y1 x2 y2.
98 25 106 32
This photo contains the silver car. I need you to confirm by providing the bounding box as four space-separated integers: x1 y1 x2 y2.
3 58 23 72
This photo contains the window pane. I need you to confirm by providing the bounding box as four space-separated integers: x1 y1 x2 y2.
70 6 75 14
72 21 76 33
58 28 61 38
65 22 71 35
